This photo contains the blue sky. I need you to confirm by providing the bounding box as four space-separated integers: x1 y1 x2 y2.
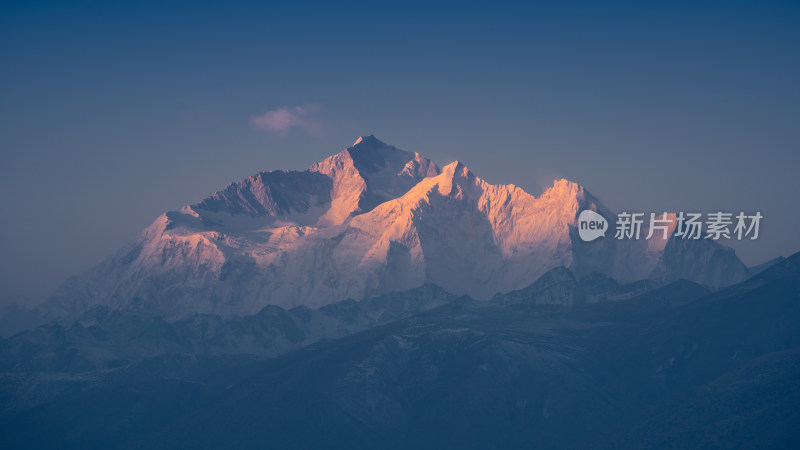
1 0 798 305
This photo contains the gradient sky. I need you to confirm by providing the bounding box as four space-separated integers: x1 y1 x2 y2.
1 0 799 307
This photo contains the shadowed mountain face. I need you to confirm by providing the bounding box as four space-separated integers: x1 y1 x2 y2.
0 284 458 375
25 136 749 329
2 253 798 449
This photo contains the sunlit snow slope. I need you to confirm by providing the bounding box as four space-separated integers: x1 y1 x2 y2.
38 136 748 321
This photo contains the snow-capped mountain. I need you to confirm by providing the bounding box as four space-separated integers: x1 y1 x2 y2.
36 136 748 322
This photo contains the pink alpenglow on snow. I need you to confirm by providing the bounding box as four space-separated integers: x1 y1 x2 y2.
36 136 749 323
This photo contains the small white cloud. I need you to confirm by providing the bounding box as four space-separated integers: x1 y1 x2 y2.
251 104 326 136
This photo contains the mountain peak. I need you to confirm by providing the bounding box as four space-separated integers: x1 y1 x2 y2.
441 160 472 178
345 135 404 170
303 136 440 224
550 178 583 195
351 135 386 148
